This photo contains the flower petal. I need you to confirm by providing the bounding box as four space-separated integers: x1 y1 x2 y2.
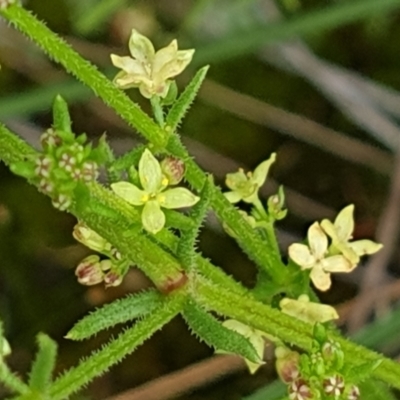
280 296 338 324
128 29 155 64
225 169 248 191
113 71 152 90
139 149 163 193
310 265 332 291
224 191 243 204
152 39 178 74
334 204 354 241
320 219 339 242
158 187 200 209
288 243 315 269
322 255 354 273
252 153 276 188
156 52 195 81
348 239 383 256
110 54 147 76
308 222 328 259
111 181 147 205
142 200 165 234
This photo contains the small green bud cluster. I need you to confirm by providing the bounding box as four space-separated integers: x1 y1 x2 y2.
73 222 129 288
11 128 103 211
276 326 365 400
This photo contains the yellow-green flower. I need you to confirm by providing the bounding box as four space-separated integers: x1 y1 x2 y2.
111 149 199 234
320 205 382 265
288 222 353 291
280 294 338 324
224 153 276 204
111 29 194 99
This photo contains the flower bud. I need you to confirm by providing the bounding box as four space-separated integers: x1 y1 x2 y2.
75 255 104 285
160 156 185 185
322 340 344 370
40 128 62 149
73 222 112 253
104 271 123 288
275 347 300 383
347 385 360 400
310 352 325 376
289 379 313 400
0 337 11 359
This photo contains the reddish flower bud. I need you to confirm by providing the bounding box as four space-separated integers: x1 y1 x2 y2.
347 385 360 400
75 255 104 286
288 378 313 400
275 347 300 383
160 156 185 185
104 271 123 288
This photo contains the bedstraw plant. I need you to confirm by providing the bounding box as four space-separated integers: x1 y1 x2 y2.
0 2 398 399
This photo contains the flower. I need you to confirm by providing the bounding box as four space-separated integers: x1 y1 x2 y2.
111 29 194 99
288 222 353 291
280 295 338 324
320 205 382 265
111 149 199 234
222 319 266 374
224 153 276 204
323 375 345 397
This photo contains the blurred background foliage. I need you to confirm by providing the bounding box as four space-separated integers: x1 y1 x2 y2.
1 0 400 399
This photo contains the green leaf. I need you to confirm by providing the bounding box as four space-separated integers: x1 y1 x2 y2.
52 95 72 133
9 160 36 179
163 209 197 231
50 293 184 400
177 176 212 270
28 334 58 392
242 379 286 400
110 145 145 175
182 299 260 363
359 380 396 400
166 66 209 131
66 289 163 340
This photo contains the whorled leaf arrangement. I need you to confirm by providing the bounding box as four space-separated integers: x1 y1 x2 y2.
0 2 399 400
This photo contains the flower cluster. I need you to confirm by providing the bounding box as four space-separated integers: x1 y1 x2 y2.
73 222 130 287
276 336 362 400
111 149 199 234
224 153 276 205
288 205 382 291
11 128 104 211
111 29 194 99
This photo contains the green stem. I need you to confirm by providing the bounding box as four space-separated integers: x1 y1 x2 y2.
0 4 168 148
0 4 288 285
196 276 400 389
49 292 184 400
167 134 288 283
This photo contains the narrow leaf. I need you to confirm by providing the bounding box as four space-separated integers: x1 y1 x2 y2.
177 176 212 269
183 299 259 363
50 294 184 400
66 289 163 340
28 333 58 392
166 66 209 131
52 95 72 133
